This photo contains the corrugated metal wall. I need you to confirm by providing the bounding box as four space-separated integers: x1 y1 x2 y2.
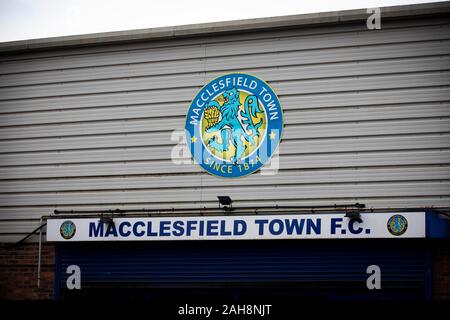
0 16 449 242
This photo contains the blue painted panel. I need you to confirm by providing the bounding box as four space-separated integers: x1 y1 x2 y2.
426 210 450 238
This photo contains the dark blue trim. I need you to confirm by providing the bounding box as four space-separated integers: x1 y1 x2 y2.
424 240 433 300
53 243 61 300
426 209 450 238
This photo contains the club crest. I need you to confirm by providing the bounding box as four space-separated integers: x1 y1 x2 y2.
60 220 76 240
387 215 408 236
185 73 283 178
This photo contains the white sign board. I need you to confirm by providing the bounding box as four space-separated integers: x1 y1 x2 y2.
47 212 425 242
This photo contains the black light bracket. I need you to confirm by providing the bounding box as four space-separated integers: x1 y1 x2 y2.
217 196 233 211
354 203 366 209
344 203 365 219
345 211 361 219
99 213 115 225
345 208 362 220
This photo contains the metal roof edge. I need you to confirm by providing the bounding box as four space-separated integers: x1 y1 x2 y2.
0 1 449 53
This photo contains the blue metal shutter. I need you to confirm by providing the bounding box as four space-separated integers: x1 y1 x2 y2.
56 239 431 300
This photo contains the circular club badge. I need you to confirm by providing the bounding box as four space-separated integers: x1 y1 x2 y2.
60 220 76 240
387 214 408 236
185 73 283 178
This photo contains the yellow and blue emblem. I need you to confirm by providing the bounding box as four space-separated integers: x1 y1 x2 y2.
185 73 283 178
60 220 76 240
387 214 408 236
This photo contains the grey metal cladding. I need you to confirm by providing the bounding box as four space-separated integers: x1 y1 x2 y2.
0 13 450 242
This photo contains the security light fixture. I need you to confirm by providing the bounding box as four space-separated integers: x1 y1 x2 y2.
345 211 361 219
99 215 114 225
217 196 233 211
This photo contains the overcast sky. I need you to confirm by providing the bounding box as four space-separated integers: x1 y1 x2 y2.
0 0 446 43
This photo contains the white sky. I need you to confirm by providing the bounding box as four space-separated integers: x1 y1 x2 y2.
0 0 446 43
